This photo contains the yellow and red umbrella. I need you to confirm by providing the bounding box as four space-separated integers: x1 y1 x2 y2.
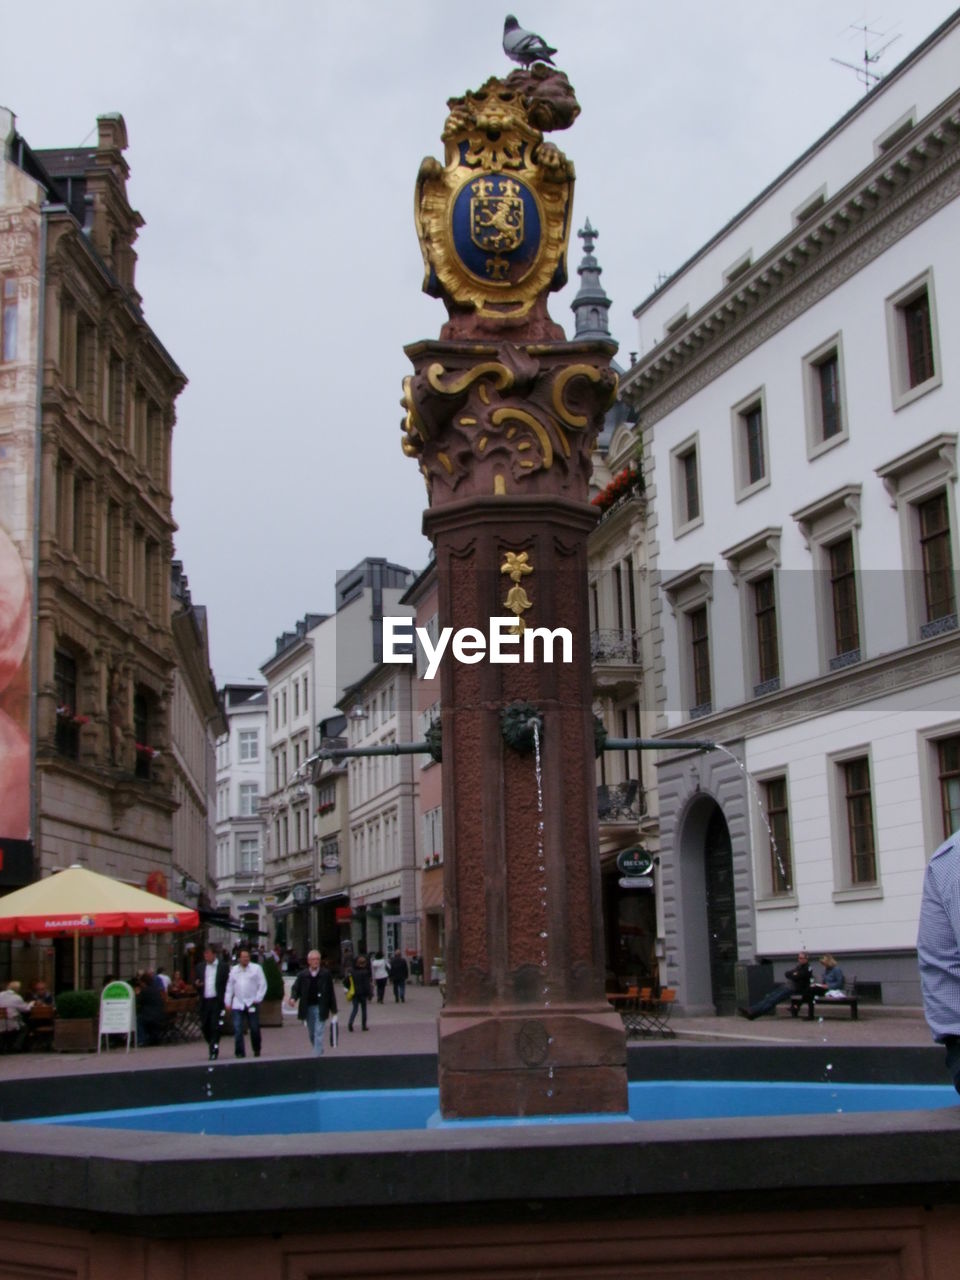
0 864 199 986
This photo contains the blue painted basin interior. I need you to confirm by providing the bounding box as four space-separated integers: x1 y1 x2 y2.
19 1080 958 1137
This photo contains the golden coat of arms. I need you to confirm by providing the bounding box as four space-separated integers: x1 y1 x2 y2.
415 65 580 328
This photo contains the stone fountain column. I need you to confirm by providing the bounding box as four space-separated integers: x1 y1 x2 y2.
403 65 627 1118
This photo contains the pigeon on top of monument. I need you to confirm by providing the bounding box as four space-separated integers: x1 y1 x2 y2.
502 15 557 68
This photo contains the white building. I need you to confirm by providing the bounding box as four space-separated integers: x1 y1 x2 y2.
214 683 269 946
620 13 960 1012
255 559 415 957
340 663 419 960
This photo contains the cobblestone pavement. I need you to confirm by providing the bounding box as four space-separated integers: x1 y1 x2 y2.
0 987 935 1081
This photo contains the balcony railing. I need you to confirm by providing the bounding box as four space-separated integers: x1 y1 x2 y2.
597 780 644 823
590 629 642 664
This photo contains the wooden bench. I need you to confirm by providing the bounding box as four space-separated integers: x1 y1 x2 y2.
789 988 859 1020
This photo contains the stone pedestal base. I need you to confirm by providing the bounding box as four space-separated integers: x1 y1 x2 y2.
438 1004 628 1118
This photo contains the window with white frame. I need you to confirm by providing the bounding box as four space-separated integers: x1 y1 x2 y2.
239 782 259 817
827 535 861 663
936 736 960 843
731 388 769 501
885 270 942 410
803 334 848 459
722 528 781 697
423 806 443 863
876 435 958 643
752 573 780 691
917 491 957 635
792 485 863 672
238 836 260 875
843 756 877 885
829 750 881 898
759 774 793 898
238 729 259 761
670 435 702 536
663 565 713 719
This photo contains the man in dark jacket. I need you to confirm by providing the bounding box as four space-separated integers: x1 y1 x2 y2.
389 950 410 1004
287 950 338 1055
738 950 812 1020
195 944 229 1058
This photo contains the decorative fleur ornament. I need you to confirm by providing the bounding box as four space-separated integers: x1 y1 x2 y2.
501 550 534 633
415 65 579 327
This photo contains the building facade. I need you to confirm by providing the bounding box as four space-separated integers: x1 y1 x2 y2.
1 110 186 988
169 562 224 967
621 13 960 1011
401 561 444 974
214 683 269 947
340 663 419 960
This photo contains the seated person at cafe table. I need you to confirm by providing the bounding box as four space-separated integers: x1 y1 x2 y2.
0 981 34 1050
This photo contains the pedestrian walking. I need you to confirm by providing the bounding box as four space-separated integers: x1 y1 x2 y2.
287 950 338 1055
195 944 229 1059
347 953 372 1031
389 950 409 1003
371 951 389 1004
224 947 267 1058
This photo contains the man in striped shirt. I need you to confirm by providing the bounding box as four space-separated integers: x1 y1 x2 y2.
918 830 960 1094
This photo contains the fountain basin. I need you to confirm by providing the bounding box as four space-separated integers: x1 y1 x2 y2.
17 1079 957 1136
1 1045 959 1279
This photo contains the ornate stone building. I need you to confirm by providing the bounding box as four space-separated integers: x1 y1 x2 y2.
577 222 659 989
169 562 225 968
0 110 186 986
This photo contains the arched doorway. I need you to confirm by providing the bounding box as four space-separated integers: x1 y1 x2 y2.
675 795 738 1014
703 805 738 1014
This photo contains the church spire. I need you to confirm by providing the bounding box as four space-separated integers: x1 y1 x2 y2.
570 218 612 340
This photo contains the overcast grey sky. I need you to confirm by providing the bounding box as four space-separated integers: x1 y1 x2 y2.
4 1 957 683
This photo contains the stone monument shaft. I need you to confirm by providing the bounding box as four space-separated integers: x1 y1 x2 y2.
404 64 627 1117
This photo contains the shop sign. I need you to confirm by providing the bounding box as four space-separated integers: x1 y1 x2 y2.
292 883 310 906
619 875 654 890
616 846 653 878
335 906 353 922
99 981 136 1040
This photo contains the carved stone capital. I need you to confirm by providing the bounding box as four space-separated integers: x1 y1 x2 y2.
402 338 617 508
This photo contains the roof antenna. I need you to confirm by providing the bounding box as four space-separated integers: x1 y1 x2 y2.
831 20 901 94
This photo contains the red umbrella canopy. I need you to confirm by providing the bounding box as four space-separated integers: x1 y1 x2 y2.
0 864 199 938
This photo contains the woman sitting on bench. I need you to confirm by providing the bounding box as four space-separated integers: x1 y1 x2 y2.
809 954 845 999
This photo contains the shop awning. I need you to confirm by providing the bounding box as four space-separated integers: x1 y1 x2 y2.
310 890 349 906
198 908 267 936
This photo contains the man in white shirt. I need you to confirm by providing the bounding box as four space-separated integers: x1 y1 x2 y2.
224 947 268 1058
0 981 34 1052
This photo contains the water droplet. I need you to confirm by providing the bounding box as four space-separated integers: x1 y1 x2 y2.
547 1037 554 1045
539 930 548 939
540 959 548 968
825 1063 832 1071
546 1089 554 1098
544 1000 550 1007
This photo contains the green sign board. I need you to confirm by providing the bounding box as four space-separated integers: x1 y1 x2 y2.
616 846 654 878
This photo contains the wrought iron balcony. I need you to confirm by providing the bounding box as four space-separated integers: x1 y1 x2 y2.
590 628 642 665
597 779 644 823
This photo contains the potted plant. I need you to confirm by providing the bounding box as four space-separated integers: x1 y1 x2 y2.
258 955 285 1026
53 988 100 1052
